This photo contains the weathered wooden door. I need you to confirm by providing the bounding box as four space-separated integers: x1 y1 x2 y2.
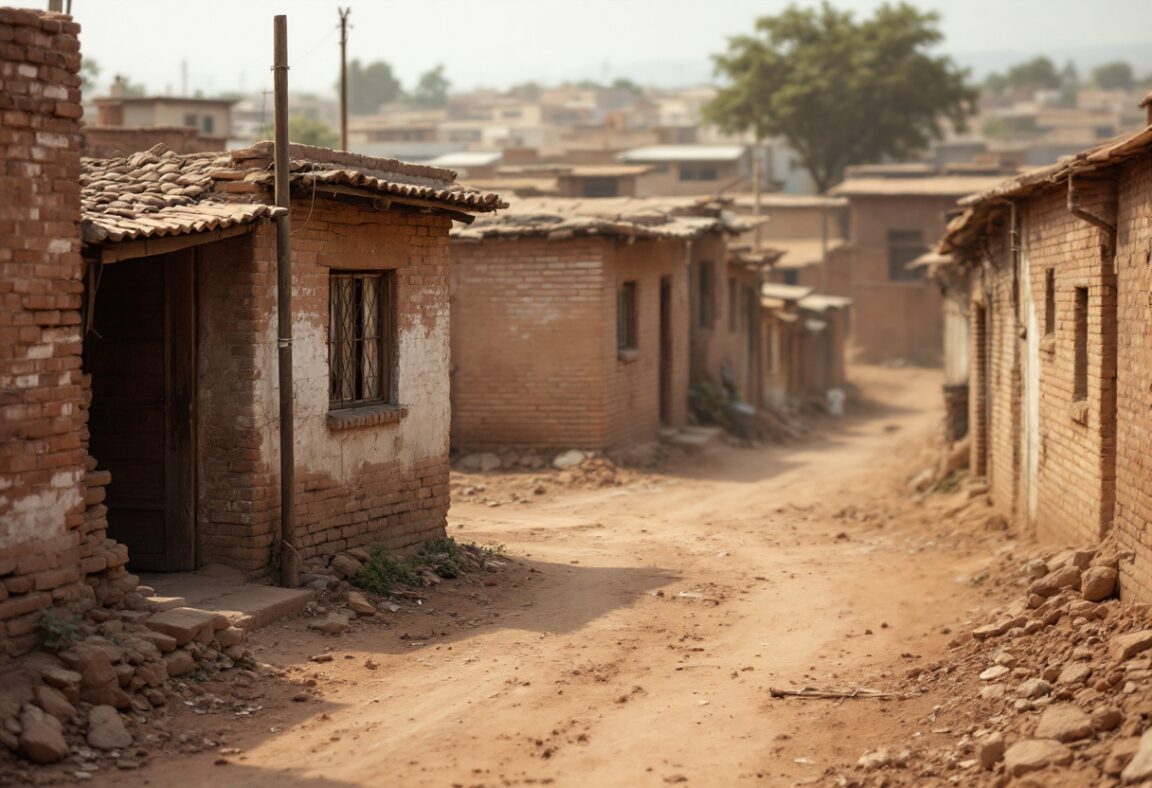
85 250 196 571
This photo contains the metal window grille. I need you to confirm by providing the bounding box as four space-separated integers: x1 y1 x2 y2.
329 271 394 410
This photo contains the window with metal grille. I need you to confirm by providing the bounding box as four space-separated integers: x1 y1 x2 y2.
887 229 927 281
617 281 638 351
329 271 395 410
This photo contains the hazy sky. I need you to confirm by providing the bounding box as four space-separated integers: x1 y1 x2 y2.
72 0 1152 97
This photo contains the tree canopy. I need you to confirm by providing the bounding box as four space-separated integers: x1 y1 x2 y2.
410 65 450 107
262 114 338 148
703 2 976 193
345 59 404 115
1092 61 1134 91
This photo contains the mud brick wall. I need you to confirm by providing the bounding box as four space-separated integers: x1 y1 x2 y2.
1025 188 1117 548
602 238 689 448
0 9 132 657
450 237 611 450
842 195 953 365
1113 158 1152 600
81 125 224 158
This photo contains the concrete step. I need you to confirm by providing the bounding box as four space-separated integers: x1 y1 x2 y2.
139 566 314 631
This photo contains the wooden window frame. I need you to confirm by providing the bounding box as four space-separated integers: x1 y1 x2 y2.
329 270 396 411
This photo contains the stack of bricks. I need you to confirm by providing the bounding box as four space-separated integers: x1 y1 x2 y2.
0 8 132 657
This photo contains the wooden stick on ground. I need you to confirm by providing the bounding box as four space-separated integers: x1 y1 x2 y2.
769 686 907 700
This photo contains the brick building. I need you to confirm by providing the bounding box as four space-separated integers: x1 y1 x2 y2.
758 285 851 406
940 116 1152 599
449 198 757 451
0 5 502 655
831 170 1005 365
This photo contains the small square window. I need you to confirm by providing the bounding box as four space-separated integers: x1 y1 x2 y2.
617 281 638 351
329 271 395 410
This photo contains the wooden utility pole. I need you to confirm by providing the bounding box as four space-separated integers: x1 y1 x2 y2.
273 14 298 588
339 7 350 151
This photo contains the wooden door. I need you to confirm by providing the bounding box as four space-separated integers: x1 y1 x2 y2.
85 250 196 571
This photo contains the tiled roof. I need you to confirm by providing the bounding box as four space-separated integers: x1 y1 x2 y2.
81 142 505 246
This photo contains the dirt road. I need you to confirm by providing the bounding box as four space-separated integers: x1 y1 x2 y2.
108 366 1004 787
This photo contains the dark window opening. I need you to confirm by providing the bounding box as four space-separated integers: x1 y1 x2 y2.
1044 268 1055 336
329 270 395 410
698 261 715 329
617 281 638 351
580 178 619 198
183 113 197 128
679 164 718 181
782 269 799 286
1073 286 1088 401
887 229 926 282
202 115 215 134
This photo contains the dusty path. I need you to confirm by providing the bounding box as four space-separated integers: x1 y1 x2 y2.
107 366 1003 787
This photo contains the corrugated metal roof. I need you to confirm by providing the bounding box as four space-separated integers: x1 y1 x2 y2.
617 145 746 163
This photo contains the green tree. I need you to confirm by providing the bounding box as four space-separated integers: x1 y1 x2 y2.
1092 61 1134 90
1004 56 1061 91
262 114 338 148
344 59 404 115
610 77 644 96
111 74 145 97
410 64 450 107
704 2 976 193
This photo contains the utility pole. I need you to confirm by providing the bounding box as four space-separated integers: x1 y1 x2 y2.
339 7 350 151
273 14 298 588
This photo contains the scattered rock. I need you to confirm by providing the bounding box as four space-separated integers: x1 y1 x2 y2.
1018 678 1053 699
1095 707 1124 733
33 686 75 723
330 554 364 580
18 706 67 764
857 748 892 769
978 732 1005 770
309 612 349 635
980 665 1010 681
1035 704 1094 742
1106 738 1142 777
145 607 217 647
216 627 246 648
1083 567 1119 602
1029 566 1081 598
553 450 587 470
86 705 132 750
1003 739 1072 777
1122 728 1152 783
1112 630 1152 662
1057 663 1092 686
162 650 196 677
345 591 376 617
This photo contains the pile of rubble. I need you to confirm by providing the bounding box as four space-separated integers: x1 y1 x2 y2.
843 539 1152 785
0 597 254 777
